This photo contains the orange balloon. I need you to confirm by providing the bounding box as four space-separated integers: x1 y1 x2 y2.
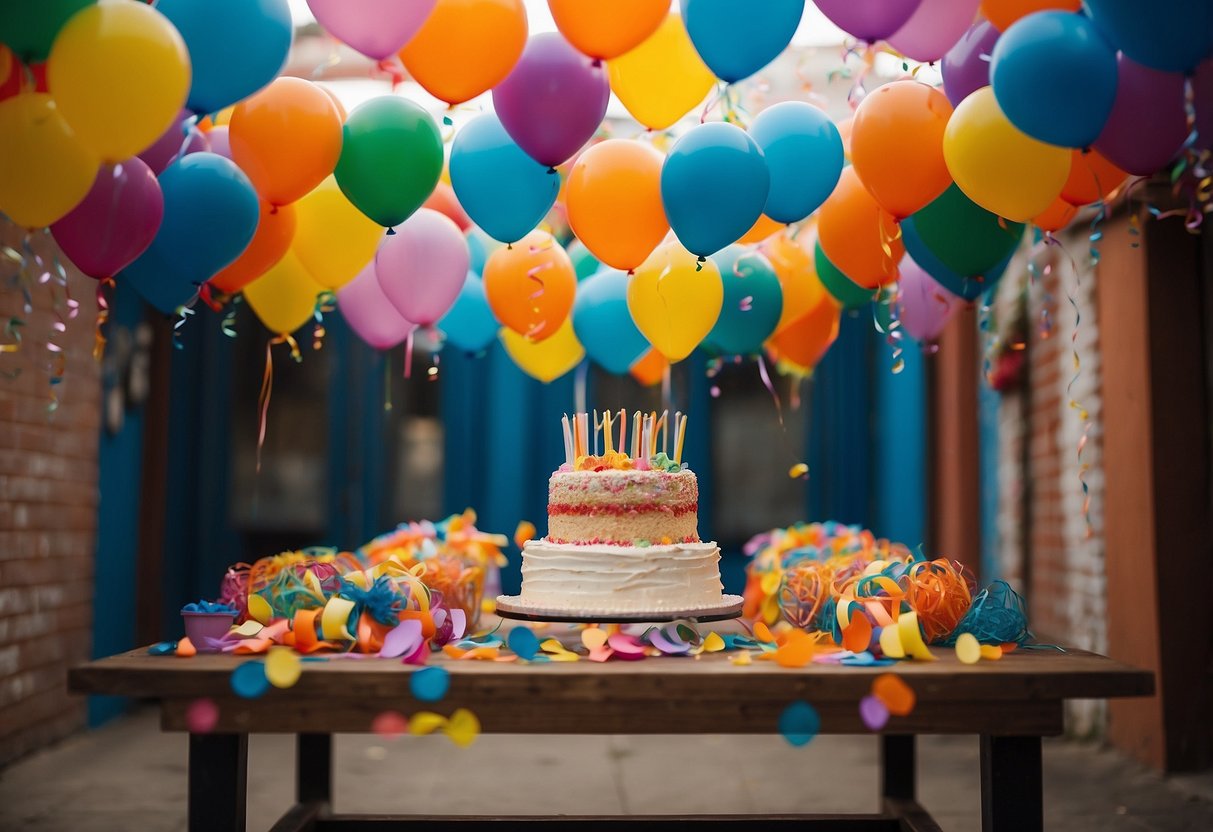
567 139 668 272
981 0 1082 31
629 348 668 387
483 230 577 342
318 84 347 120
548 0 670 61
399 0 528 105
761 230 827 334
737 213 785 245
770 296 841 373
424 182 471 231
817 168 904 289
1032 196 1078 233
836 115 853 162
230 78 343 206
1060 149 1127 206
209 201 296 294
851 80 954 219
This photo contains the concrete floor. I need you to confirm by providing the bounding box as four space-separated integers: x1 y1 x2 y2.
2 708 1211 831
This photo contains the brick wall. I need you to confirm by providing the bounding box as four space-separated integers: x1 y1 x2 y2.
0 219 101 765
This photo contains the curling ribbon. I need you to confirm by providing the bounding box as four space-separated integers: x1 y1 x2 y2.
257 333 302 473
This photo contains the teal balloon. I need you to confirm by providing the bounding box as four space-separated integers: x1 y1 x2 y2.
1086 0 1213 74
814 244 875 310
749 101 844 223
907 185 1024 276
902 219 1015 301
121 153 259 314
704 246 783 355
449 114 559 244
682 0 805 83
465 226 501 275
438 273 499 353
567 239 601 281
571 269 649 374
661 122 770 257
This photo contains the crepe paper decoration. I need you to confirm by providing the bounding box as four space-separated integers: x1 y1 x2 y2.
292 609 335 654
175 637 197 658
320 597 357 641
872 674 916 717
182 600 239 614
582 627 609 651
410 666 451 703
371 711 409 740
842 611 873 653
232 620 265 638
779 701 821 747
703 632 726 653
788 462 809 479
149 641 177 656
231 661 271 699
955 632 981 665
896 612 936 661
513 521 536 548
731 652 753 666
265 647 302 689
980 644 1004 661
233 638 273 655
186 699 220 734
878 625 906 659
379 620 425 659
859 695 890 731
247 594 274 625
507 627 541 660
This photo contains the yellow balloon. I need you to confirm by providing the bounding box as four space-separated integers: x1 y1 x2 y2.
627 239 723 362
500 319 585 383
292 177 383 290
0 93 98 229
47 1 190 163
942 87 1071 223
607 15 716 131
243 251 325 335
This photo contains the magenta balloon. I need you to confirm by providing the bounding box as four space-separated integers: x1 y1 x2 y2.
338 261 416 350
897 254 960 343
942 20 1000 108
886 0 980 63
207 126 232 160
51 158 164 280
1094 55 1188 176
307 0 436 60
138 109 210 175
491 32 609 168
1196 60 1213 154
814 0 923 43
375 208 470 326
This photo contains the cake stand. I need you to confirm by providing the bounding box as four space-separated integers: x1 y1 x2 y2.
494 594 744 624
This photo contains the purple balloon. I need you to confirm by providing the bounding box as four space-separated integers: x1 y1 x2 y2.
307 0 435 60
1095 55 1188 176
1192 59 1212 154
815 0 923 43
51 158 164 280
376 208 470 326
338 261 416 351
207 125 232 160
898 254 961 343
942 20 1000 108
886 0 980 63
138 108 210 175
492 32 609 168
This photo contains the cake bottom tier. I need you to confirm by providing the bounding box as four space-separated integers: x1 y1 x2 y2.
513 539 724 613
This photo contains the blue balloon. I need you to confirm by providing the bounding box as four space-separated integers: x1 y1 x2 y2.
682 0 805 83
571 269 650 374
902 217 1014 301
449 115 560 245
661 122 770 258
438 273 500 353
704 246 783 355
157 0 293 115
990 11 1118 148
749 101 844 224
121 153 259 314
465 226 501 275
1086 0 1213 74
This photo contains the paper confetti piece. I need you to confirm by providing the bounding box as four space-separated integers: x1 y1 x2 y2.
175 637 197 658
246 595 273 625
703 632 725 653
371 711 408 739
649 626 691 654
379 620 424 659
265 647 302 689
514 521 536 548
581 627 609 651
1000 642 1018 654
730 651 753 666
185 699 219 733
409 711 448 736
789 462 809 479
588 646 614 662
231 618 263 638
607 633 647 656
843 612 873 654
753 621 775 644
148 641 177 656
859 695 889 731
450 609 467 641
230 661 270 699
980 644 1004 661
445 708 481 748
878 625 905 659
410 666 451 703
320 597 357 641
774 631 817 668
507 627 541 660
955 633 981 665
779 701 821 747
872 673 915 717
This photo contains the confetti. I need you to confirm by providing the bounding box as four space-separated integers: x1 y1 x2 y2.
896 611 936 661
730 651 753 666
539 638 580 661
779 701 821 747
265 647 302 689
872 673 915 717
955 633 981 665
507 627 541 660
410 666 451 703
445 708 481 748
581 627 609 651
185 699 219 734
514 521 536 548
148 642 177 656
980 644 1004 661
842 611 873 654
789 462 809 479
230 661 270 699
175 637 197 658
878 625 905 659
753 621 776 644
859 695 889 731
379 620 424 659
371 711 408 739
702 632 726 653
773 631 817 668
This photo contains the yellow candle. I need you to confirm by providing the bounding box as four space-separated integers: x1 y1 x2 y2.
674 414 687 464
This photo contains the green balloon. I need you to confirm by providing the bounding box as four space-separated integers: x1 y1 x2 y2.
0 0 93 64
566 239 600 281
815 243 874 311
335 97 443 229
908 185 1025 278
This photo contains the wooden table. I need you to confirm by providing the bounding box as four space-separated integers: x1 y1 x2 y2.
69 642 1152 832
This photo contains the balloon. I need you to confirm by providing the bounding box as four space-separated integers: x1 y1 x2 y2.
1032 196 1077 232
121 153 260 313
737 214 785 245
705 246 783 356
307 0 435 60
851 80 953 219
337 262 416 351
548 0 670 61
139 109 210 175
230 78 343 207
1085 0 1213 74
0 0 91 64
46 2 189 162
943 87 1070 222
572 269 651 373
335 96 443 229
901 217 1016 301
466 226 504 275
607 14 716 131
981 0 1081 31
439 273 500 353
448 114 559 244
567 140 668 272
769 297 840 373
942 20 1000 108
500 319 584 383
749 102 844 224
483 230 576 341
661 122 770 257
398 0 528 105
1060 149 1127 206
887 0 982 63
627 240 723 362
1094 56 1189 176
51 158 162 279
566 239 602 280
814 0 923 42
493 33 609 168
158 0 292 115
682 0 805 83
0 93 97 229
291 177 382 290
990 12 1118 148
814 243 875 310
630 349 668 387
836 116 854 162
206 126 231 160
896 254 962 342
902 184 1025 278
423 183 471 232
816 167 903 289
761 230 827 333
244 252 325 335
376 209 470 326
210 200 295 294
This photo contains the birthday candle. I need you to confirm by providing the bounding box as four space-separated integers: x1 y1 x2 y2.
675 414 687 464
631 411 641 459
561 414 573 466
660 409 669 456
648 411 657 457
603 409 614 454
617 408 627 457
593 408 600 456
580 413 589 460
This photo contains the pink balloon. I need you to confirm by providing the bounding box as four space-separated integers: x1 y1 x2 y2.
338 261 416 351
51 158 164 280
814 0 923 43
886 0 980 63
897 254 961 342
207 126 232 160
492 32 609 168
376 209 470 326
139 108 210 175
307 0 436 60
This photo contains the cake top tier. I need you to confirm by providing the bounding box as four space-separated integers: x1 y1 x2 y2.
558 409 690 474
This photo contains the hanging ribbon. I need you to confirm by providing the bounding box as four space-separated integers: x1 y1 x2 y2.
313 290 335 352
257 333 302 474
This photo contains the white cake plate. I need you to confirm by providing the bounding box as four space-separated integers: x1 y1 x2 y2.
494 594 744 624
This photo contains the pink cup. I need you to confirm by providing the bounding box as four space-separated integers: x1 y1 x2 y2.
181 612 235 653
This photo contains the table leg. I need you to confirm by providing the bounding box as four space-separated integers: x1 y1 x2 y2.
189 732 248 832
880 734 916 801
297 733 332 806
980 735 1043 832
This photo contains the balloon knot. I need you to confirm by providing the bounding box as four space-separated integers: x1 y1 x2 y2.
592 58 603 68
547 167 558 175
695 257 704 272
386 227 396 236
